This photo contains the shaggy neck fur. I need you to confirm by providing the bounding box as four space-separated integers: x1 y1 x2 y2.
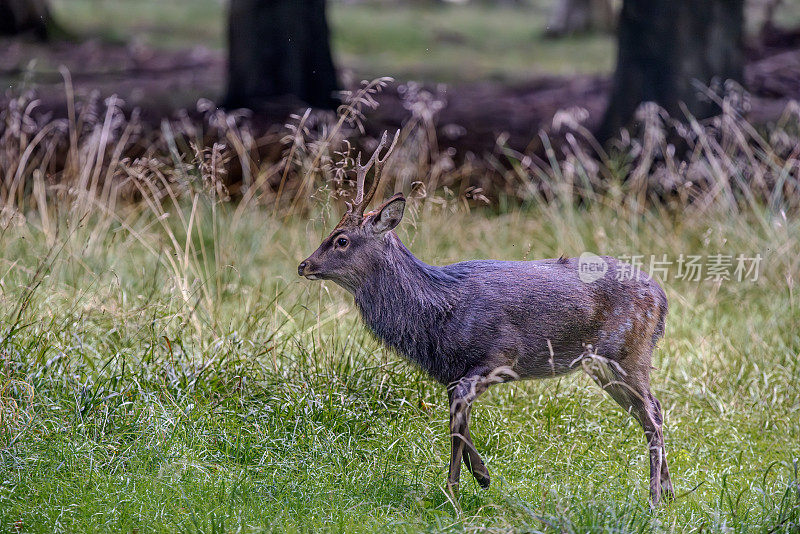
351 233 464 382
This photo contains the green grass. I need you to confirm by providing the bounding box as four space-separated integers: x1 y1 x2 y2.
37 0 800 85
50 0 225 50
1 188 798 532
49 0 615 81
44 0 800 84
329 2 614 81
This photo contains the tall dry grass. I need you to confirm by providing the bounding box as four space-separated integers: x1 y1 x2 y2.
2 76 798 227
1 76 798 344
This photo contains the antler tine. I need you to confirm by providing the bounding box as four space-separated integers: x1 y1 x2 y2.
361 130 400 211
353 138 380 207
353 153 366 207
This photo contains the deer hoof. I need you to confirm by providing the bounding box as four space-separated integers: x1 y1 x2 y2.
661 482 675 502
446 480 459 500
473 471 490 488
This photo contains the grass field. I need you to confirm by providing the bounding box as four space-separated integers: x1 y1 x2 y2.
1 186 798 532
49 0 615 81
43 0 800 84
1 97 799 531
2 0 799 531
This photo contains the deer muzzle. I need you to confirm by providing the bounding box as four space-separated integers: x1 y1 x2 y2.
298 260 320 280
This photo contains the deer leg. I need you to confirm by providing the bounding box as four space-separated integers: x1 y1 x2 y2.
448 391 491 489
446 366 516 498
447 392 467 499
590 364 668 508
638 395 666 508
461 411 491 488
651 395 674 501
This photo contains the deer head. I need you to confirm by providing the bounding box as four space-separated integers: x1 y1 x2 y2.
298 131 402 291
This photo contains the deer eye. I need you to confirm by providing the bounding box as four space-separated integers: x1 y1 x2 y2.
336 236 349 248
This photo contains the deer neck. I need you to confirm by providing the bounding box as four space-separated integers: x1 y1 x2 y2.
352 233 460 360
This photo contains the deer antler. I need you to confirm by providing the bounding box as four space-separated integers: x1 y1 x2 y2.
358 130 399 213
337 130 400 228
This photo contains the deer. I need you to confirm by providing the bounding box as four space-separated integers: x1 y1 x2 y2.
298 131 675 507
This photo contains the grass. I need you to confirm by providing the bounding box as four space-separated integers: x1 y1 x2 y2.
1 183 798 532
48 0 615 81
329 2 615 81
42 0 800 84
1 85 799 532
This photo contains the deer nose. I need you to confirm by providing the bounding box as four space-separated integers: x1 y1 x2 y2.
298 261 308 276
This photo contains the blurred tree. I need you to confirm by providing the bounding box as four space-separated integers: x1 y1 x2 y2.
545 0 616 38
0 0 52 39
224 0 339 111
598 0 745 141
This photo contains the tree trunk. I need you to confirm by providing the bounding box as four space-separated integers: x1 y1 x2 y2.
0 0 51 39
224 0 339 111
598 0 745 142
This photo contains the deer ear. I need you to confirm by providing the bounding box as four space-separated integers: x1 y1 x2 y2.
365 193 405 235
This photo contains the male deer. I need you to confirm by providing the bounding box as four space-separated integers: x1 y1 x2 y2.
298 132 674 506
